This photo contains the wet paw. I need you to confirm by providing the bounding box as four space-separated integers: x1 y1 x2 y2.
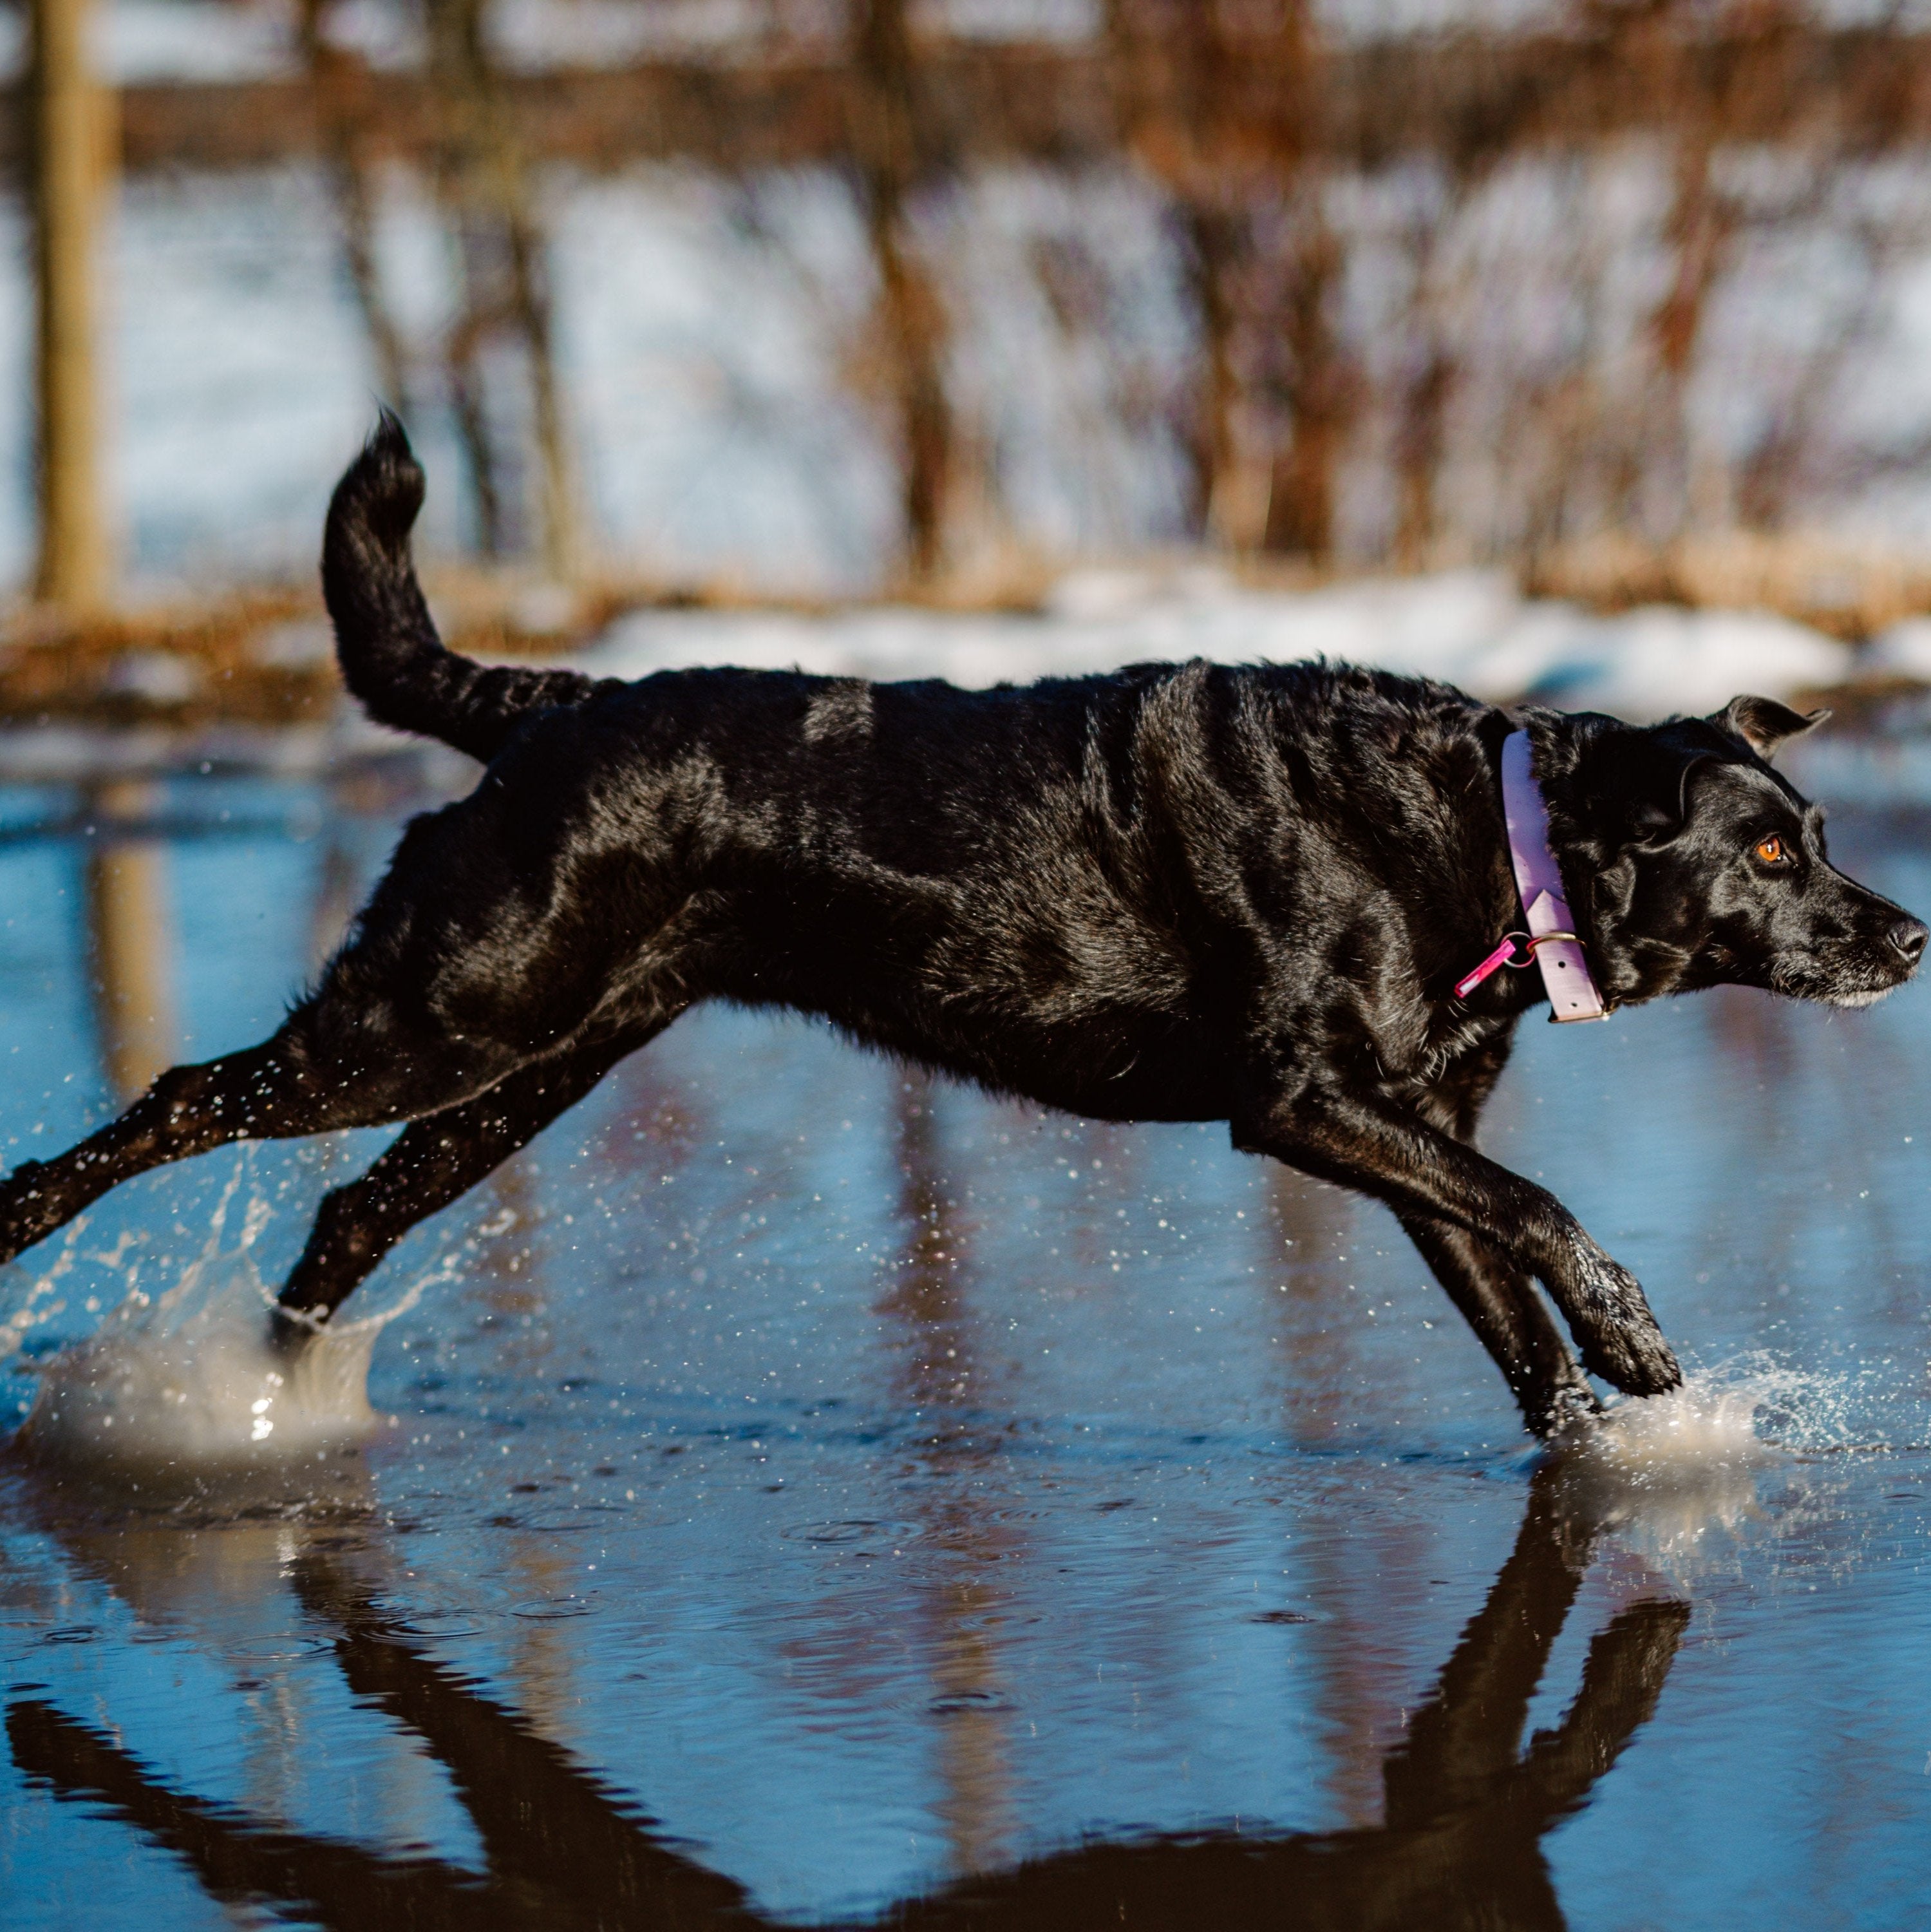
266 1305 323 1360
1552 1241 1683 1399
1579 1323 1683 1399
1527 1377 1604 1440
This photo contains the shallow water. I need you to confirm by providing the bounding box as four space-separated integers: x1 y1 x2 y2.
6 744 1931 1927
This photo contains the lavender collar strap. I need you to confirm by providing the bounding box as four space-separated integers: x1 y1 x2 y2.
1453 732 1610 1019
1500 728 1608 1023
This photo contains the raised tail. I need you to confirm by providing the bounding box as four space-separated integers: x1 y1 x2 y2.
322 412 607 762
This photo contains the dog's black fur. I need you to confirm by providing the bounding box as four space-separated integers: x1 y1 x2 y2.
1 417 1921 1435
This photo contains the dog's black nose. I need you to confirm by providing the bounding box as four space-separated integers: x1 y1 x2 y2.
1889 918 1929 967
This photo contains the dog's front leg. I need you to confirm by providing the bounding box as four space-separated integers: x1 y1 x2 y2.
1233 1086 1682 1400
1395 1214 1601 1436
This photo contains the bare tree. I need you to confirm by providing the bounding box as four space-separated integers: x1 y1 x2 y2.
297 0 414 416
162 1 1931 600
846 0 954 584
1106 0 1350 560
424 0 579 577
1260 192 1353 560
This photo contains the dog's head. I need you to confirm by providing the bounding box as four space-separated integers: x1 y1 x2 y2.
1562 695 1926 1010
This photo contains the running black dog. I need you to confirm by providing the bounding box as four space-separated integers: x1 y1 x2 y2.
1 418 1920 1436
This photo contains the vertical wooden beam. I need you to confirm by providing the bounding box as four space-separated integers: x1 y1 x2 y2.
30 0 114 611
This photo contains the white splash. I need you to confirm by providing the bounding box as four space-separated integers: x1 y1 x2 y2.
11 1164 432 1477
1544 1359 1865 1564
1567 1358 1865 1466
1565 1378 1776 1474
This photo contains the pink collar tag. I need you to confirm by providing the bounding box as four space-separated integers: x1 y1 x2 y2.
1454 933 1532 1001
1456 732 1610 1023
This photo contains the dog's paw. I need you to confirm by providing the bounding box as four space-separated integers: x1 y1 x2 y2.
266 1305 323 1359
0 1159 54 1265
1525 1375 1604 1441
1578 1320 1683 1399
1549 1239 1684 1399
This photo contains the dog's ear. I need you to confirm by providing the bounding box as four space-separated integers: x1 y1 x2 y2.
1603 729 1717 842
1709 694 1829 761
1628 752 1711 839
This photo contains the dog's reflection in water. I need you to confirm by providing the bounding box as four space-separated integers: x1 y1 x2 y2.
8 1467 1685 1932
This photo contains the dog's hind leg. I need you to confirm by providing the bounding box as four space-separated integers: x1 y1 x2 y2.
1397 1215 1599 1437
272 1023 668 1340
0 1040 317 1267
0 1004 523 1271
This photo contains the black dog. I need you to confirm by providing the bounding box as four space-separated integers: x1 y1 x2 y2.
0 418 1919 1436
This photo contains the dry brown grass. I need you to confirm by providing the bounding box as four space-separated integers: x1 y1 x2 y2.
0 568 688 726
1524 533 1931 641
7 527 1927 730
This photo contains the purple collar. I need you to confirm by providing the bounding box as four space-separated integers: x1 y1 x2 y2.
1454 730 1610 1023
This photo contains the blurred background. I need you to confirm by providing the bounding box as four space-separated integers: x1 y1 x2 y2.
14 0 1931 668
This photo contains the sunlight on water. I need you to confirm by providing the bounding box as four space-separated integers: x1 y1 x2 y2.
6 1165 425 1480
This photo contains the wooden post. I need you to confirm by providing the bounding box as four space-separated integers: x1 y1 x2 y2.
30 0 113 611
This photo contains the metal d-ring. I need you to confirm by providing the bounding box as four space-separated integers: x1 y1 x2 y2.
1504 929 1585 969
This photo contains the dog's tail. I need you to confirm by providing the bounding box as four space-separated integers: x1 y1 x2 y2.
323 412 605 762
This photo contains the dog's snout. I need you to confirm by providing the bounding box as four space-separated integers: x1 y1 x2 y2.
1889 918 1929 968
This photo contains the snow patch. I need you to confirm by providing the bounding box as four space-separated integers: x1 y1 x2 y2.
581 567 1853 721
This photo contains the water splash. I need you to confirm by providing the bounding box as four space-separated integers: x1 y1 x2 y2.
0 1215 91 1367
1541 1358 1871 1564
8 1162 433 1479
1565 1379 1774 1475
1563 1356 1869 1468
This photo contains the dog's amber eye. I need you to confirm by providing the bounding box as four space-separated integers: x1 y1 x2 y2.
1756 835 1786 864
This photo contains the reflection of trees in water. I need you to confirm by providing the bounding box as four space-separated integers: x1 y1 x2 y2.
878 1066 1016 1879
880 1070 977 1421
466 1155 549 1378
1260 1164 1359 1451
6 1464 1685 1930
1259 1165 1413 1826
83 781 174 1104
